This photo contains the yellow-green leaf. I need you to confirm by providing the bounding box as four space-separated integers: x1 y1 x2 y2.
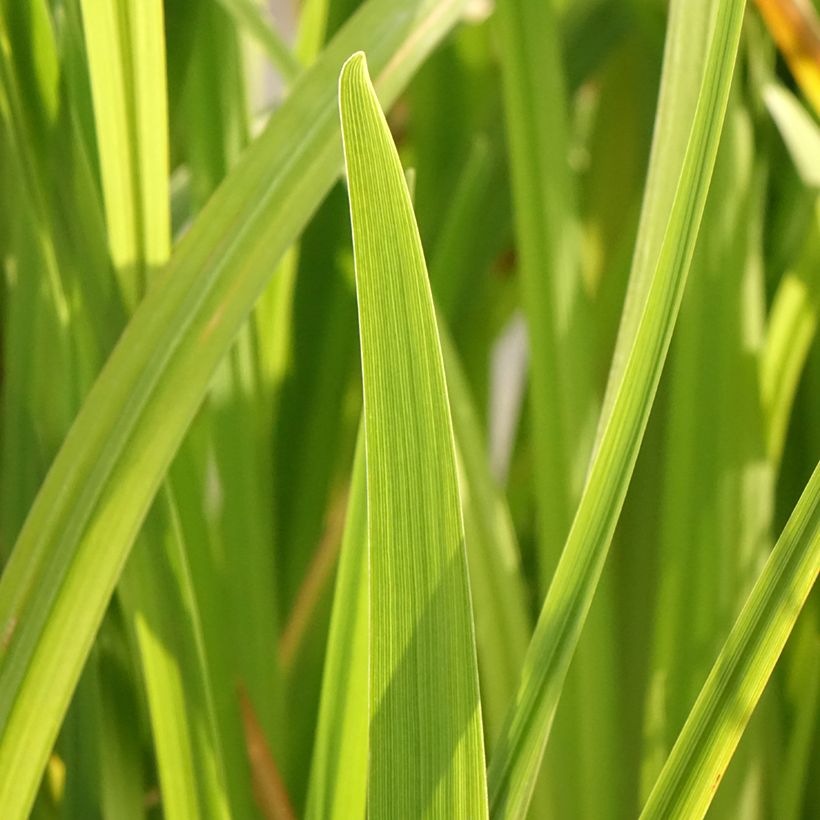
339 51 488 819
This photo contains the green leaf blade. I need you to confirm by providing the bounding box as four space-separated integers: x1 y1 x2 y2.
640 462 820 819
79 0 170 306
339 51 488 819
305 430 368 820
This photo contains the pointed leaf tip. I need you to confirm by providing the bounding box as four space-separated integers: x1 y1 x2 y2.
338 36 489 820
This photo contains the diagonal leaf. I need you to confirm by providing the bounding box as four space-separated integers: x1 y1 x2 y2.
495 0 596 576
0 1 469 815
486 1 748 816
594 0 716 438
339 51 488 818
79 0 170 309
640 460 820 819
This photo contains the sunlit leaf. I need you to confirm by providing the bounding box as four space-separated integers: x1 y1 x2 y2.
339 51 488 818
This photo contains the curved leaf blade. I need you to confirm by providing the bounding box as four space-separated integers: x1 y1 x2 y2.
339 51 488 819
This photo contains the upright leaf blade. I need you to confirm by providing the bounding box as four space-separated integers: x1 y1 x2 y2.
339 51 488 819
495 0 596 574
495 1 617 813
305 430 368 820
79 0 170 309
641 87 773 809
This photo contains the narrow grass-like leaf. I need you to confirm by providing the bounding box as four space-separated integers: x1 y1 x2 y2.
118 498 230 820
296 0 332 64
439 317 558 818
487 2 747 816
178 3 288 794
79 3 232 815
495 0 596 576
439 325 532 747
79 0 170 309
304 319 536 819
0 2 469 814
339 51 488 818
305 430 368 820
595 0 716 436
762 206 820 466
640 461 820 819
